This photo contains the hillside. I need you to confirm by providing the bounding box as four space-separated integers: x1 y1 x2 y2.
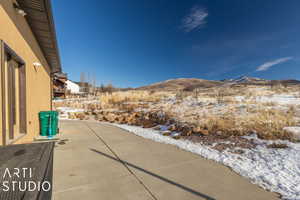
137 78 222 91
136 77 300 91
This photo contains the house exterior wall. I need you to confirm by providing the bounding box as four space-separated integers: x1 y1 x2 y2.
0 0 52 144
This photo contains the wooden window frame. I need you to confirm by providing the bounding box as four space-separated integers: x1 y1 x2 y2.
0 40 27 146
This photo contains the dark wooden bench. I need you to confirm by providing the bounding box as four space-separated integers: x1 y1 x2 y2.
0 142 54 200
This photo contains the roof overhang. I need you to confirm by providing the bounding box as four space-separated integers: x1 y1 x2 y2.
16 0 62 73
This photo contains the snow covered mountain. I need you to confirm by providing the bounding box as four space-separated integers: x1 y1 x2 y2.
222 76 267 83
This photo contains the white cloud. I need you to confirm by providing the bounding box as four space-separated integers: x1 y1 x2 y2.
181 6 208 32
256 57 293 71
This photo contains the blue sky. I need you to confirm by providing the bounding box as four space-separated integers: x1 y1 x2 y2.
52 0 300 87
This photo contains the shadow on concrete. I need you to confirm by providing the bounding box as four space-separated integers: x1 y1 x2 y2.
90 148 215 200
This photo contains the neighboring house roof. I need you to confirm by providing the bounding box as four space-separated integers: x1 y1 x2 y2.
53 72 67 79
17 0 61 73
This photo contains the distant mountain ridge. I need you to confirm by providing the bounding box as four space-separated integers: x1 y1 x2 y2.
136 76 300 91
222 76 267 83
222 76 300 86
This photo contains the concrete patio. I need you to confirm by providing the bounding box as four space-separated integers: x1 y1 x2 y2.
53 120 278 200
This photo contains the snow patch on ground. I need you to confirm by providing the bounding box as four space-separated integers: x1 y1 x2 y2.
236 94 300 105
257 95 300 105
113 123 300 200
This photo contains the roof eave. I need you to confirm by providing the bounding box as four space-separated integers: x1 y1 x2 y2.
17 0 62 73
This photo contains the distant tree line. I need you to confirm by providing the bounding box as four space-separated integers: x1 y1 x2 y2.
79 72 133 95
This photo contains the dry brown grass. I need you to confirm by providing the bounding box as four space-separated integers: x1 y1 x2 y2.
246 109 296 140
197 109 296 140
99 90 170 107
270 84 290 93
261 102 278 107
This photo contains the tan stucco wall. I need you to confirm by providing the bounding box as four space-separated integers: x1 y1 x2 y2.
0 0 52 144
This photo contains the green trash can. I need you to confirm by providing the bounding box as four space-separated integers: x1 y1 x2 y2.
39 111 59 137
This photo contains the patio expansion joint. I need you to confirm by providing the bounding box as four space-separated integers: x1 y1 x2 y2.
84 122 158 200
